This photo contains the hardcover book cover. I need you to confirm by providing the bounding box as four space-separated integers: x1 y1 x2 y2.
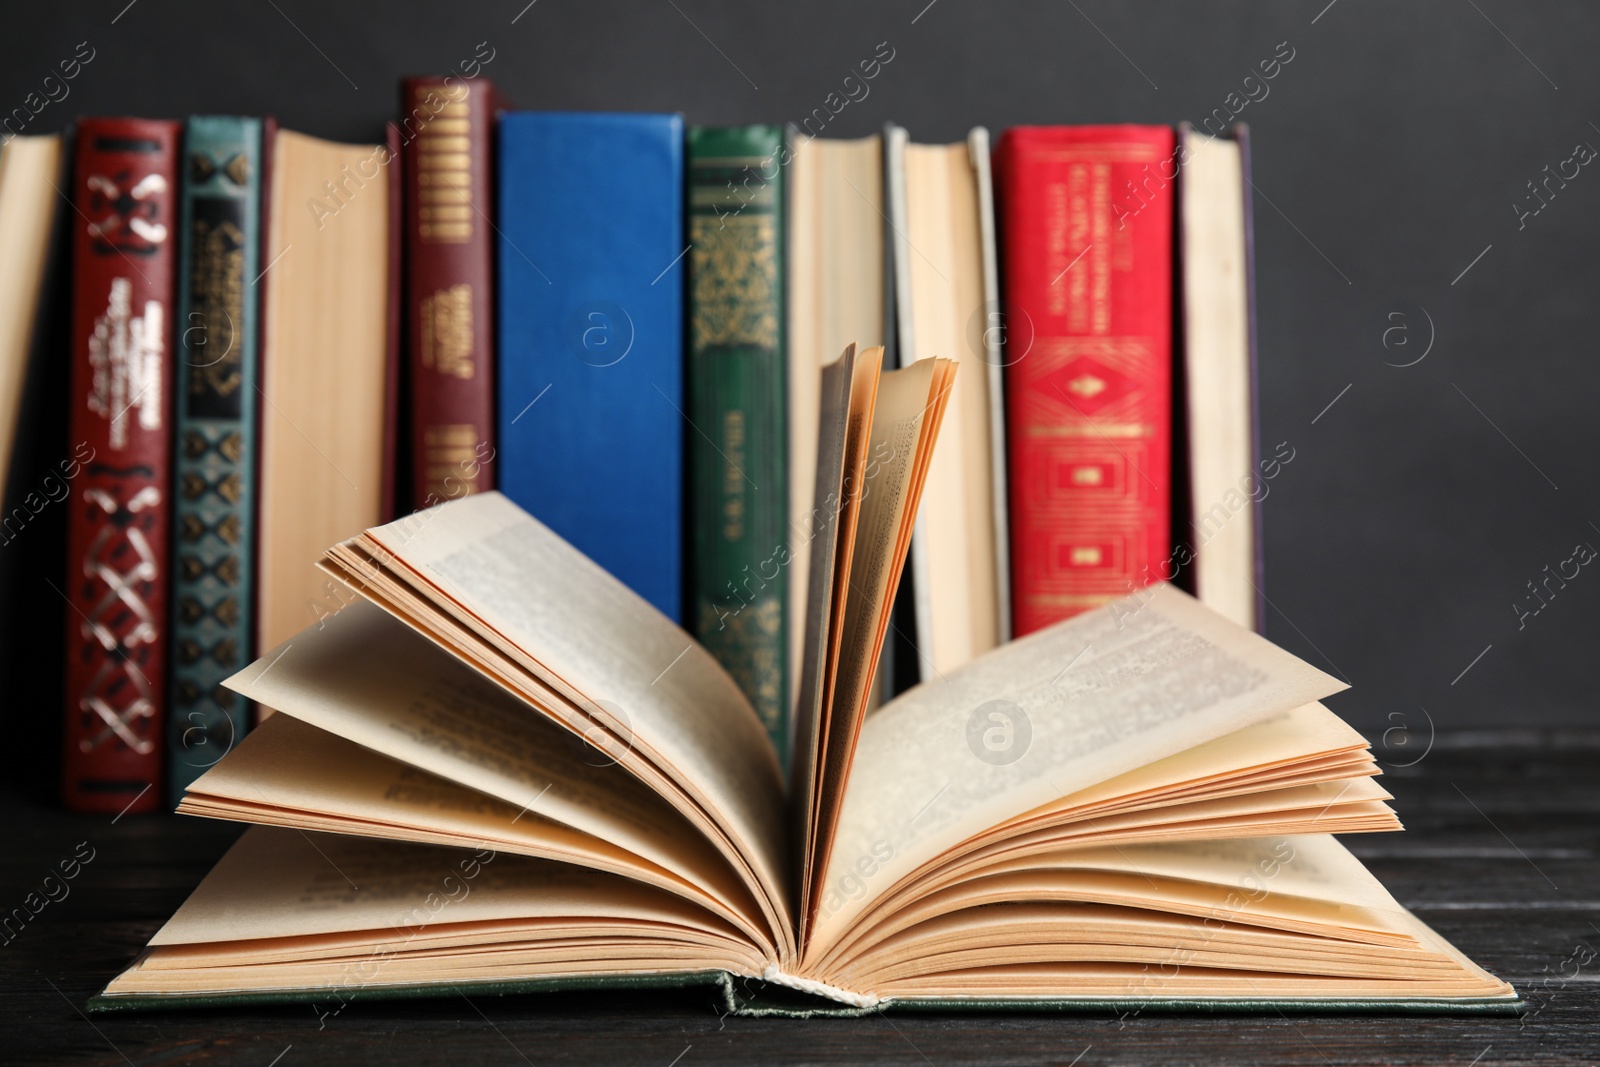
401 77 498 510
1239 126 1265 630
785 130 889 703
496 111 684 620
1174 122 1265 633
971 129 1013 647
996 125 1176 636
254 124 400 657
686 124 789 762
61 118 180 814
0 132 71 804
0 134 65 511
167 116 263 807
884 125 1011 684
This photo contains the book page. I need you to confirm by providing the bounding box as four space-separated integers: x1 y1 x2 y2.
225 601 771 944
150 826 745 945
791 345 872 911
820 789 1394 971
817 834 1418 980
185 711 766 940
316 541 798 957
339 492 792 943
1036 702 1370 813
809 584 1344 954
840 903 1437 992
806 357 955 929
1070 834 1405 914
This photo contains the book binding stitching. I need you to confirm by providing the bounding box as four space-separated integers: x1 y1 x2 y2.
759 965 881 1009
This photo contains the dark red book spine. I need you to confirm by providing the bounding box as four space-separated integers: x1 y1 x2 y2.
400 76 497 510
61 118 180 814
996 125 1175 637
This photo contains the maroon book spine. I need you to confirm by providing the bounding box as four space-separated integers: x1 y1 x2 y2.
61 118 180 814
400 76 497 510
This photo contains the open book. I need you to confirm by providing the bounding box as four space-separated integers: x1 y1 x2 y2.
95 348 1515 1015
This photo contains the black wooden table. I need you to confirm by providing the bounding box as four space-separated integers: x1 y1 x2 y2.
4 731 1598 1066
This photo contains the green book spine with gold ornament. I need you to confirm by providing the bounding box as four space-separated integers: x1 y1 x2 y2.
686 124 789 765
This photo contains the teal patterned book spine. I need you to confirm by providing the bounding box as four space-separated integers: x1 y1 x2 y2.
167 116 262 808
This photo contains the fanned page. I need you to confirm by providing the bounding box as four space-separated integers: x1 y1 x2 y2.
810 834 1513 1002
104 827 766 998
809 583 1345 958
793 353 957 935
790 344 873 897
215 605 770 948
182 714 756 931
815 703 1400 948
242 492 794 961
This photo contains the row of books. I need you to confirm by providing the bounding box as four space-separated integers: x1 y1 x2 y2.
0 76 1264 816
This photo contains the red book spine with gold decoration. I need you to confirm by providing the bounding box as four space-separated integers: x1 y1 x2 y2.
996 125 1175 637
401 76 497 509
61 117 180 813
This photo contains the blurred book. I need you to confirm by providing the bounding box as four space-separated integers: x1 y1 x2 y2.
256 126 400 656
786 131 891 710
1177 123 1264 632
0 130 70 802
60 118 180 814
686 124 790 762
496 111 685 620
0 133 63 511
886 125 1010 682
400 76 499 511
997 125 1177 637
167 115 265 804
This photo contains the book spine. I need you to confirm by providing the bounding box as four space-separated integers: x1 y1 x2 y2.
686 124 789 762
496 112 684 621
167 116 262 807
996 125 1175 637
969 127 1012 645
61 117 180 814
401 78 496 511
1235 124 1267 634
383 121 403 523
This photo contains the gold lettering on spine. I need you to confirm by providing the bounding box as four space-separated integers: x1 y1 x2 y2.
423 424 480 500
1089 163 1111 334
416 88 472 243
419 284 475 379
1047 180 1070 318
722 410 745 540
192 220 246 398
1055 164 1114 332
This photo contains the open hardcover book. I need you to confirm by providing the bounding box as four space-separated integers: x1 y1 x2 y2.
95 347 1515 1015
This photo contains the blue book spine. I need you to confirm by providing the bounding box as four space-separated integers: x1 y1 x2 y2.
497 112 685 620
167 116 263 807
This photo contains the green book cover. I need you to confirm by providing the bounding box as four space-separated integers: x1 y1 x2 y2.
87 968 1523 1017
686 125 789 763
167 116 263 807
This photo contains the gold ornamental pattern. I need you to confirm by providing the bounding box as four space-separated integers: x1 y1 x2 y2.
689 213 778 352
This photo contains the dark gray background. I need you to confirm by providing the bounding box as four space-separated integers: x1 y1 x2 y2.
2 0 1596 747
